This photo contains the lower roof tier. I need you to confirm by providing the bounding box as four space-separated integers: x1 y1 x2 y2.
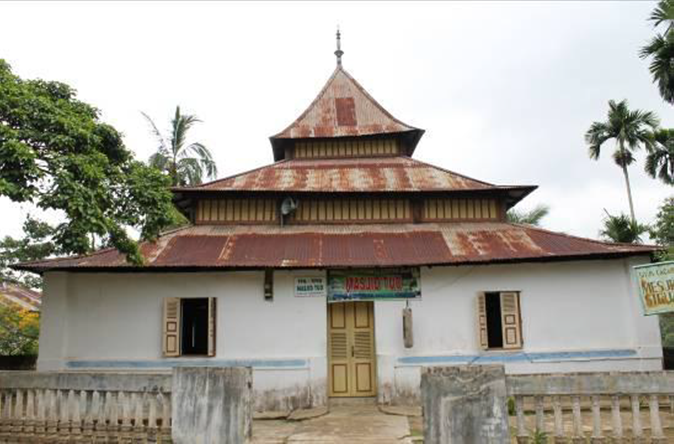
16 223 657 273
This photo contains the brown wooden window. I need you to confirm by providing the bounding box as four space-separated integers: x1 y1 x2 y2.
477 291 522 350
163 298 216 357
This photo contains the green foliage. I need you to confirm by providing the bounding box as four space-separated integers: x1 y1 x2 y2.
0 217 56 289
650 197 674 246
646 129 674 185
600 211 648 244
144 106 217 187
585 100 659 221
0 59 176 264
650 197 674 261
586 100 659 168
640 1 674 104
0 304 39 356
506 204 550 227
660 313 674 347
530 429 548 444
507 396 516 416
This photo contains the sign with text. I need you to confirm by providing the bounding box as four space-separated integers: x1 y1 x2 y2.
327 268 421 302
294 277 327 298
635 261 674 315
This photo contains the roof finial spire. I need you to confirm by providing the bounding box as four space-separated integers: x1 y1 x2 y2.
334 26 344 67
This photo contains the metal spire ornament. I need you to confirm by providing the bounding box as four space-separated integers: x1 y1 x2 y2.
334 27 344 67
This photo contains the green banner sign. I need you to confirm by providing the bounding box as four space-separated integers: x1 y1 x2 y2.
634 261 674 315
327 268 421 302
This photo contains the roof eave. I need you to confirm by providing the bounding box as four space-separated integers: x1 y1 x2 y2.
14 248 658 275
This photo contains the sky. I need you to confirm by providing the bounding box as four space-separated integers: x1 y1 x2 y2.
0 1 672 241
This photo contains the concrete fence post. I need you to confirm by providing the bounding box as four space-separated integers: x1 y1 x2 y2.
171 367 253 444
421 365 509 444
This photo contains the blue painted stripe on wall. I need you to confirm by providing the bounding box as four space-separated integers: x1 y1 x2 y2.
66 359 308 369
397 349 638 365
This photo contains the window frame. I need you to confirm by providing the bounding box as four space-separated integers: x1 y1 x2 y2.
477 290 523 351
162 297 217 358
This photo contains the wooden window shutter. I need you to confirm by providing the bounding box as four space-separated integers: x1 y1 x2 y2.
163 298 181 357
207 297 217 357
477 293 489 350
500 292 523 349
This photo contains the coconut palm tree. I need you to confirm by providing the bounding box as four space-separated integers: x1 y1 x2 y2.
640 1 674 104
646 128 674 185
143 106 217 187
506 204 550 227
600 211 648 244
585 100 659 222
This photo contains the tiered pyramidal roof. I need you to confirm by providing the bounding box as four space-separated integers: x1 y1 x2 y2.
16 42 658 273
269 66 424 160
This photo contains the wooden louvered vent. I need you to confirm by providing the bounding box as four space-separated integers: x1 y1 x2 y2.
353 331 372 359
330 332 348 359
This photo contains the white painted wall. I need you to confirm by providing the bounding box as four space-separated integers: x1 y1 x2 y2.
38 257 661 408
373 257 662 404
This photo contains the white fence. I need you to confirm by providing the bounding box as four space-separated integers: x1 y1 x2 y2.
0 372 173 443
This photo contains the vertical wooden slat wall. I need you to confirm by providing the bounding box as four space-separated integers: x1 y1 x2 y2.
197 199 277 223
197 198 502 223
291 199 411 223
422 198 499 221
294 139 400 159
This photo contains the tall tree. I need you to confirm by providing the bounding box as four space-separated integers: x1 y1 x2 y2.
585 100 659 222
0 59 175 264
646 128 674 185
0 217 56 289
600 211 648 244
506 204 550 226
640 0 674 104
143 106 217 187
649 196 674 258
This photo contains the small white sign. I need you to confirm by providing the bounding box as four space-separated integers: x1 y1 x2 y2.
295 277 327 298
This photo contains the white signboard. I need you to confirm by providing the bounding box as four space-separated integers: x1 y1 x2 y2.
634 261 674 315
295 277 327 298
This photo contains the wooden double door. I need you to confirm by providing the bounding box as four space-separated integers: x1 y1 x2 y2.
328 301 377 397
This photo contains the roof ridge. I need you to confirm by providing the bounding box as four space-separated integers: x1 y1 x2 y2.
175 159 290 191
510 222 660 250
407 156 496 187
16 224 196 267
271 67 342 139
271 66 420 139
338 68 420 132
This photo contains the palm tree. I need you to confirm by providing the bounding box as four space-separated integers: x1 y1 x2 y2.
585 100 659 223
143 106 217 187
640 0 674 104
646 128 674 185
506 204 550 226
600 211 648 244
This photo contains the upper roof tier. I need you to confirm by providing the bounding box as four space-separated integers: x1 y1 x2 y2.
174 156 536 208
270 66 424 161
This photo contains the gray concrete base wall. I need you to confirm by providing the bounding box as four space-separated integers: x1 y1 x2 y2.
0 371 172 392
171 367 252 444
421 365 509 444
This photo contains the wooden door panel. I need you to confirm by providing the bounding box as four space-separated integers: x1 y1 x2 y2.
353 302 371 328
328 301 376 397
330 303 347 329
355 363 373 393
331 364 349 394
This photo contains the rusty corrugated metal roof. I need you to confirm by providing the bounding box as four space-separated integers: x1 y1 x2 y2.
178 156 527 194
15 223 657 272
0 283 41 312
272 67 421 140
269 67 424 160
